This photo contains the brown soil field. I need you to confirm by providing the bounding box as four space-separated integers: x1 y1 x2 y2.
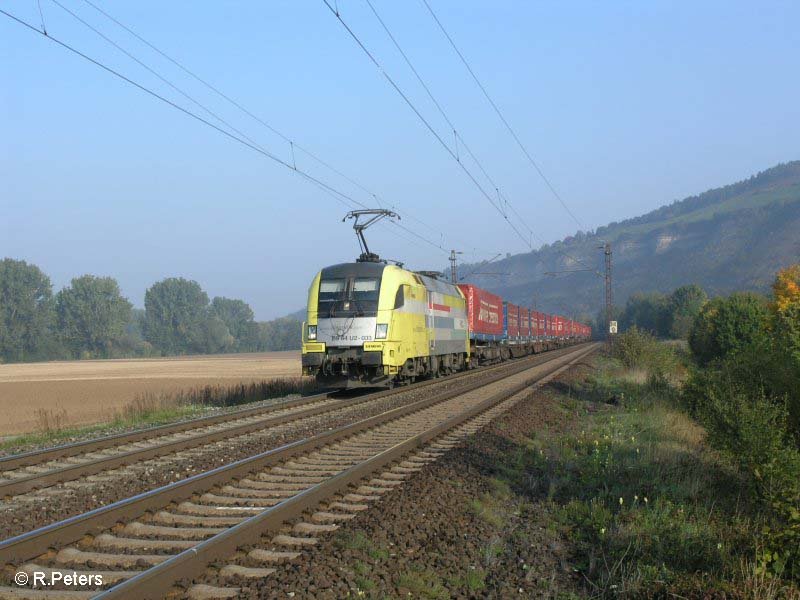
0 351 300 436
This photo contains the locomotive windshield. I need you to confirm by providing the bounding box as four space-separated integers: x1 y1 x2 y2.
351 277 380 314
317 275 381 317
352 278 380 300
319 279 345 300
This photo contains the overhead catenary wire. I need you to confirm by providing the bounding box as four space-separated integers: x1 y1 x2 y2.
363 0 588 269
77 0 450 246
48 0 275 159
308 176 448 256
420 0 586 232
36 0 47 35
1 6 454 260
0 8 371 213
322 0 533 251
363 0 592 271
7 4 586 274
458 253 502 282
364 0 536 232
360 3 591 270
306 175 448 257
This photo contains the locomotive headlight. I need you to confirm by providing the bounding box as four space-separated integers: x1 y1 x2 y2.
375 323 388 339
307 325 317 340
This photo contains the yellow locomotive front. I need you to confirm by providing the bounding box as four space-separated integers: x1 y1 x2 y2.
302 262 469 388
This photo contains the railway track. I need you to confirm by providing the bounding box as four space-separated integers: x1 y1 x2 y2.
0 346 578 499
0 343 597 599
0 394 334 498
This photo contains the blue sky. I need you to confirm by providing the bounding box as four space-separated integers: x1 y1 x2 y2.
2 1 798 319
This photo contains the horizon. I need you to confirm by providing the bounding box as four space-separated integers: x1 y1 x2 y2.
3 1 799 319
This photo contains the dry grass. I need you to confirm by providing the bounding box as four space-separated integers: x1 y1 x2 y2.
33 408 69 433
118 378 317 423
119 392 185 423
0 351 301 436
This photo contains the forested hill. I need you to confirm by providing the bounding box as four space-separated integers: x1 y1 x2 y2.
460 161 800 321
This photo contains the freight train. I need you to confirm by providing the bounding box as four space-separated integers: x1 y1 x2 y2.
301 260 591 388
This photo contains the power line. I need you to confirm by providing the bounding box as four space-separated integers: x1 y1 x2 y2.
365 0 548 248
322 0 532 251
365 0 537 236
78 0 371 197
392 220 448 254
49 0 271 158
326 0 590 271
1 6 454 260
420 0 586 232
36 0 47 34
366 0 591 271
301 179 445 258
77 0 451 247
0 8 368 212
458 253 502 282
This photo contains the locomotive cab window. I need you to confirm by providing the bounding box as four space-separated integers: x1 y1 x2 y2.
318 279 345 303
352 278 380 302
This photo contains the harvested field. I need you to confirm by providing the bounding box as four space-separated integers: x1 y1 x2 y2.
0 351 300 436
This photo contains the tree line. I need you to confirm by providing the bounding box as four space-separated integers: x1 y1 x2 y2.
615 283 707 339
0 258 301 363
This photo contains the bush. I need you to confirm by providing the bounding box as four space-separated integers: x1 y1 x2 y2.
612 327 678 377
656 272 800 583
688 292 769 366
684 334 800 581
690 384 800 579
684 340 798 434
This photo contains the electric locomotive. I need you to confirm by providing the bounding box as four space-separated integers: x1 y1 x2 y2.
301 261 469 388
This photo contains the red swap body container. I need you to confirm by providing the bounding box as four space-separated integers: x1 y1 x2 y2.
535 312 545 337
504 302 520 339
519 307 531 338
458 284 503 337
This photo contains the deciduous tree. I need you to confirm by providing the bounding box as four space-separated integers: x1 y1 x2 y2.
56 275 133 358
0 259 54 362
143 278 211 355
210 297 258 350
667 284 707 338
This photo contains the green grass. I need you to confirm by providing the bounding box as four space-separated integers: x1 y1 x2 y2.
467 478 515 529
354 575 376 592
447 568 486 592
397 565 449 599
485 351 800 597
335 532 390 561
467 496 505 528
